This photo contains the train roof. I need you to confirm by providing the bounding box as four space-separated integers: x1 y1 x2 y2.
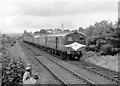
47 31 85 37
47 32 70 37
32 31 86 38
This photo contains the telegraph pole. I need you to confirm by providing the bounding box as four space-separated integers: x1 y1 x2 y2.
61 23 64 31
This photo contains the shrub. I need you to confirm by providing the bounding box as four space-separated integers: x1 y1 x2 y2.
2 58 25 86
86 36 106 52
111 48 120 55
87 37 97 45
1 43 26 86
100 44 113 55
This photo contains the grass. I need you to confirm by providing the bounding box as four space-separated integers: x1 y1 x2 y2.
83 51 118 71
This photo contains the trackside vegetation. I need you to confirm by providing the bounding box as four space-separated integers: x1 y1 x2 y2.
82 20 120 55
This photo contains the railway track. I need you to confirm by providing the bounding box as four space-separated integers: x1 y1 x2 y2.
36 56 95 84
21 41 118 84
21 41 96 85
68 60 119 84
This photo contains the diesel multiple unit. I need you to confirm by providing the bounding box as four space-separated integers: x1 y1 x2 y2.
23 31 86 60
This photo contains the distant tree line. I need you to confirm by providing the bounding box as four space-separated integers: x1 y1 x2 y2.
2 34 16 46
38 28 70 34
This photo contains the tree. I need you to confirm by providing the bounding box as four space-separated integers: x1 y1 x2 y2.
24 30 27 34
92 20 114 37
85 26 94 37
40 29 47 34
85 20 120 55
63 29 70 32
78 27 83 32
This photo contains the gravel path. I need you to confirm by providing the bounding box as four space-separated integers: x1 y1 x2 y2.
9 42 30 65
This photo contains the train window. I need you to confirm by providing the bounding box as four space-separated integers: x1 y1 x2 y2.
74 37 79 41
79 37 83 40
74 35 84 41
68 37 73 41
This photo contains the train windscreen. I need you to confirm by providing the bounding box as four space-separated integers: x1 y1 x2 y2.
66 32 86 45
74 34 84 41
67 36 73 42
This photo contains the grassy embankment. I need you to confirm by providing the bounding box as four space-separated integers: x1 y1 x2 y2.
83 51 118 71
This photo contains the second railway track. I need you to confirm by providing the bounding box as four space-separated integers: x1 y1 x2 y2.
68 60 119 83
20 41 118 85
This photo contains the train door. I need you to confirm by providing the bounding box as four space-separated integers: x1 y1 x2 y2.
46 36 47 47
55 37 58 49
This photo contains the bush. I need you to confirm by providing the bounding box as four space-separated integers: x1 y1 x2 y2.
86 35 120 55
87 37 97 45
86 36 106 52
2 57 25 86
111 48 120 55
100 44 113 55
105 37 120 48
1 43 26 86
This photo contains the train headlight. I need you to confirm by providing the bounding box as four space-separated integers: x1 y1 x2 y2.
67 51 71 54
75 56 78 59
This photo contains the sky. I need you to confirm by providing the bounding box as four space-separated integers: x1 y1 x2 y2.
0 0 119 33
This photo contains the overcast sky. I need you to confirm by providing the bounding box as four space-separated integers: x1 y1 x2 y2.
0 0 119 33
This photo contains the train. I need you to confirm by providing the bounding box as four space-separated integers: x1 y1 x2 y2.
23 30 86 60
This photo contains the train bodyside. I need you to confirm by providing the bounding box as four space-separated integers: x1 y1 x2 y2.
47 34 65 50
33 35 39 45
37 35 47 49
56 35 65 51
23 36 33 44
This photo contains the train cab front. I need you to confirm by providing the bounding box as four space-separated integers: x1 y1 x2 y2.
65 31 86 60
